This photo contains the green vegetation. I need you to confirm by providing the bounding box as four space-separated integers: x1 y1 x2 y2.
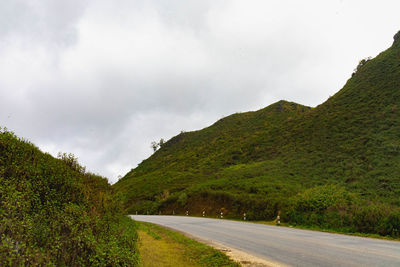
115 31 400 238
0 128 139 266
137 222 239 267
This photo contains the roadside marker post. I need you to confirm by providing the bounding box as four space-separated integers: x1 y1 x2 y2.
202 211 205 217
186 210 189 216
276 211 281 226
243 213 246 220
220 212 223 219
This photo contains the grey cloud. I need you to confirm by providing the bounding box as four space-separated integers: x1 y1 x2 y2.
0 0 87 48
1 0 400 183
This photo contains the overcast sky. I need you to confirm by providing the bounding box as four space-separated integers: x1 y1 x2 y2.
1 0 399 183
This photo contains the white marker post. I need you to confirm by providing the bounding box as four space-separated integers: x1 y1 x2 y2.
220 212 223 219
172 210 175 215
202 211 205 217
276 210 281 226
243 213 246 220
186 210 189 216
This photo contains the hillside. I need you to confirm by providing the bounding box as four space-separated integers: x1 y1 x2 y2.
0 128 139 265
115 31 400 237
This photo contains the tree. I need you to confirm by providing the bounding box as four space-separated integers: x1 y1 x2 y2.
151 138 166 152
159 138 165 148
151 141 159 152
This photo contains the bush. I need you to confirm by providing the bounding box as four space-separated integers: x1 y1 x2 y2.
177 193 188 207
284 184 400 237
285 185 354 228
0 128 139 266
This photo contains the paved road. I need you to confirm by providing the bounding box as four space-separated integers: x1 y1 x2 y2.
131 215 400 266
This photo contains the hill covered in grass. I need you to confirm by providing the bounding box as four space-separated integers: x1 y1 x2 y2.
115 31 400 237
0 128 139 266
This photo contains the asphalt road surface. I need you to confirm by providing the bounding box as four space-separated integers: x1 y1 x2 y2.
131 215 400 267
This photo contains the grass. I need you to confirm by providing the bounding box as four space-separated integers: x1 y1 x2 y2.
137 222 239 267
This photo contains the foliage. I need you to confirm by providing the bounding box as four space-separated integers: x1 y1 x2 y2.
0 128 139 266
177 193 188 207
115 31 400 238
286 185 400 237
150 138 166 152
352 56 372 76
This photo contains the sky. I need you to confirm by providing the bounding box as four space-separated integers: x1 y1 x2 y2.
1 0 399 183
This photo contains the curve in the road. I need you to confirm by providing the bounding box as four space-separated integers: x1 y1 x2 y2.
131 215 400 267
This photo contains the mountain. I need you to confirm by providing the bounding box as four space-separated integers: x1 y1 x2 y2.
115 31 400 237
0 129 139 266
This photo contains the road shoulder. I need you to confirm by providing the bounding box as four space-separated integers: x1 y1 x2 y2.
154 223 288 267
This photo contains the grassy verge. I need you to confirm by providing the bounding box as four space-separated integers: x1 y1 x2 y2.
137 222 239 267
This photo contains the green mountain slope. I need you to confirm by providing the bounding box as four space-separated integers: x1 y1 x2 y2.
115 31 400 237
0 128 139 266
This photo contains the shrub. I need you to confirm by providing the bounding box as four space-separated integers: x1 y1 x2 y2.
0 128 139 266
